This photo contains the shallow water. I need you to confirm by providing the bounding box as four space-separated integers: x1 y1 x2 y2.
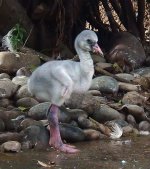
0 136 150 169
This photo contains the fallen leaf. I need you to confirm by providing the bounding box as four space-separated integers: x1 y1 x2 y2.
37 160 51 168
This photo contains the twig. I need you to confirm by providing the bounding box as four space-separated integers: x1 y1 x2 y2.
89 117 110 135
23 25 34 48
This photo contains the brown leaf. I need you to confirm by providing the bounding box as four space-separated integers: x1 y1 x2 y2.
37 160 51 168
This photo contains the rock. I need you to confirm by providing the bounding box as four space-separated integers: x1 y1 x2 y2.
127 115 137 128
131 67 150 77
90 76 119 94
105 32 146 72
16 67 32 77
120 104 146 121
0 73 10 79
16 97 39 108
0 110 22 121
78 116 96 129
66 109 88 121
0 52 17 73
0 132 23 144
15 84 32 99
92 104 123 122
118 82 141 92
0 78 18 98
139 121 150 131
122 91 148 105
0 98 11 108
1 141 21 152
21 125 49 148
66 93 106 114
19 118 43 130
59 123 85 142
115 73 135 82
69 120 79 127
132 76 150 90
28 102 51 120
0 48 40 74
0 109 25 131
9 115 26 131
12 76 29 86
83 129 104 141
122 125 133 136
57 107 72 123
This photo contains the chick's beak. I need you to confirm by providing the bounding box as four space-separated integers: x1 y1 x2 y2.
92 43 103 56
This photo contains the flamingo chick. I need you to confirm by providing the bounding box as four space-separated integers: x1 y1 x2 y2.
28 30 103 153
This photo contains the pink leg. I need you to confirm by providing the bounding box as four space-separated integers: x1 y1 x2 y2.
47 104 80 153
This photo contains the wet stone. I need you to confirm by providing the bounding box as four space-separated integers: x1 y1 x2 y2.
0 73 10 79
66 93 106 114
69 120 79 127
139 121 150 131
21 125 49 148
127 114 137 128
16 67 32 77
122 126 133 136
118 82 141 92
66 108 88 121
58 107 72 123
83 129 102 141
28 102 51 120
0 98 11 108
121 104 147 122
105 32 146 72
0 49 40 74
132 76 150 90
78 116 95 129
122 91 148 105
92 104 123 122
90 76 119 94
59 123 85 142
1 141 21 153
0 110 22 121
16 97 39 108
12 76 29 86
19 118 43 130
115 73 135 82
0 132 23 144
15 84 32 99
0 78 18 98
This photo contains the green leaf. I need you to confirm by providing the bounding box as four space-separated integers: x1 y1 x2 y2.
18 106 27 111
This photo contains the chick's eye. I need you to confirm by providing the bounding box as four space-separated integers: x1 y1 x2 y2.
87 39 93 45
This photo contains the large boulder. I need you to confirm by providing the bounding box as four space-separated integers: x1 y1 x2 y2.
0 78 18 98
105 32 146 72
0 47 41 74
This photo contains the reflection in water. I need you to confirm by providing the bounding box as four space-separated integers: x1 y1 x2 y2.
0 136 149 169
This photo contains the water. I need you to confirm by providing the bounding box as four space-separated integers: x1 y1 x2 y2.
0 136 149 169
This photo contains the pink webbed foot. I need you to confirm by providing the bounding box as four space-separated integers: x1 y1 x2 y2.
49 141 80 153
47 104 79 153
